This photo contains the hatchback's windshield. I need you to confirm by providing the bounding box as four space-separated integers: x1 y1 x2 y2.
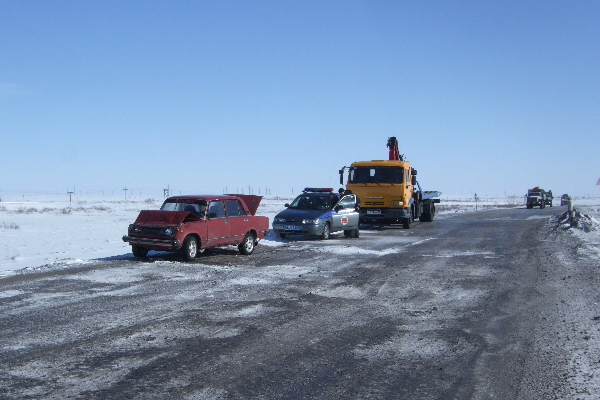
289 194 333 210
349 166 404 184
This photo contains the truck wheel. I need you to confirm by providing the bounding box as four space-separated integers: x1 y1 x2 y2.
132 246 148 258
420 209 433 222
426 204 436 222
239 232 256 255
320 223 331 240
353 228 360 238
182 236 198 261
344 230 352 237
402 217 412 229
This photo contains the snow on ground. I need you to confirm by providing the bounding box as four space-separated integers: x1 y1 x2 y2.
1 193 598 277
554 197 600 261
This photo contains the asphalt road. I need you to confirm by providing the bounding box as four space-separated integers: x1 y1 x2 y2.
1 206 598 400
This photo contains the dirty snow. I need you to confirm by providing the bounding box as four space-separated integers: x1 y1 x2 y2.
554 198 600 261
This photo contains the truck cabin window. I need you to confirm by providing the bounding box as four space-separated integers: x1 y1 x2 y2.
349 167 404 184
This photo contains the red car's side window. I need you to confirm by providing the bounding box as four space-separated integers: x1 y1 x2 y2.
225 200 245 217
208 201 226 218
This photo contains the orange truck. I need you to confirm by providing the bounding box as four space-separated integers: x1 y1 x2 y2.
339 137 441 228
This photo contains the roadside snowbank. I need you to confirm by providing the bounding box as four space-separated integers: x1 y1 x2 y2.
554 199 600 261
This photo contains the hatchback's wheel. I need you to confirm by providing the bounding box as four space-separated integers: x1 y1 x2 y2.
278 232 286 239
239 233 256 255
182 236 198 261
132 246 148 258
320 223 331 240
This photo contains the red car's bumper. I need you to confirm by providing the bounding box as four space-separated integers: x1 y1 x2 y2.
122 235 181 250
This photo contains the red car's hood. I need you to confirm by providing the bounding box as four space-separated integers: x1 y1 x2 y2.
133 210 201 226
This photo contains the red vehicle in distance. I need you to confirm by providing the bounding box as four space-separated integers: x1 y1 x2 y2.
123 194 270 261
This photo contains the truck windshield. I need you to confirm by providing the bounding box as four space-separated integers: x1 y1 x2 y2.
349 167 404 184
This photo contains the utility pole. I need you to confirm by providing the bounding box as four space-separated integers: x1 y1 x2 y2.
123 187 128 202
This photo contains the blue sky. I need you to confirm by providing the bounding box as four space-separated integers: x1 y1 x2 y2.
1 1 599 197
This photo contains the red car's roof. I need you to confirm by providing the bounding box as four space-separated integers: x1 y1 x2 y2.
165 195 239 201
164 194 263 215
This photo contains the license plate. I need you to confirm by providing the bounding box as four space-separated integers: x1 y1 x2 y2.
367 210 381 215
284 225 301 231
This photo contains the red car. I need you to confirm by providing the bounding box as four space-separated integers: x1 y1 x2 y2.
123 194 270 261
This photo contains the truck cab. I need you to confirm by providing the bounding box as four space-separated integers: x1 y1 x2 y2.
347 159 414 225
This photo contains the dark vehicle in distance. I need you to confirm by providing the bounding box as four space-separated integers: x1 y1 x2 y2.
561 194 571 206
123 195 270 261
526 187 546 209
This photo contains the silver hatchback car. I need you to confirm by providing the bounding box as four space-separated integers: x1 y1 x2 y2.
272 188 360 240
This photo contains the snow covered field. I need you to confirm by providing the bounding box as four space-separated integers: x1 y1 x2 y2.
1 193 598 277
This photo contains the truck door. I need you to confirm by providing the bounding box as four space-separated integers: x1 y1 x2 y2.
206 201 229 246
225 199 250 245
332 195 358 231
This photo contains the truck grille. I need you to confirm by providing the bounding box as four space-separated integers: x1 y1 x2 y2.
365 201 385 206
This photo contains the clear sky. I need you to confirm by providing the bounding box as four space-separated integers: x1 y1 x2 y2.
1 1 599 197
